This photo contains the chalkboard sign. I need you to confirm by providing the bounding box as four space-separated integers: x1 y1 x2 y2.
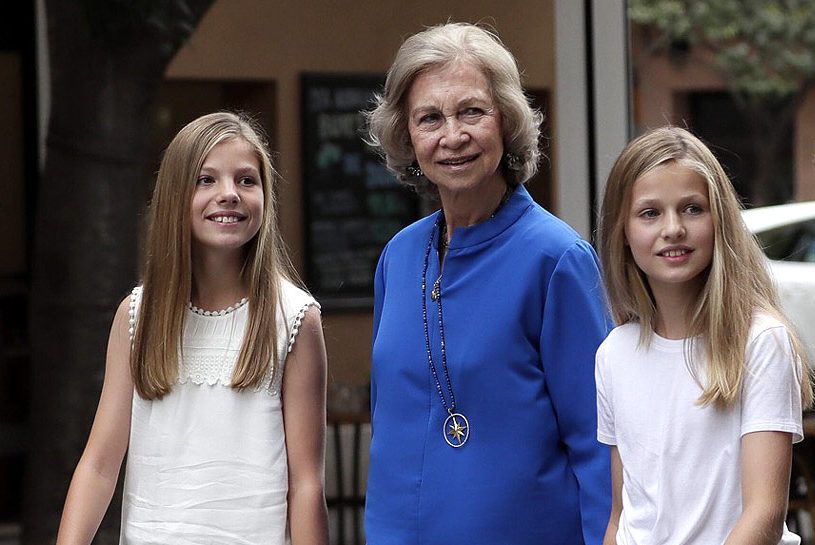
302 73 421 309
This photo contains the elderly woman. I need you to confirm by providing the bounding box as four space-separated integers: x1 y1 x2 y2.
365 23 610 544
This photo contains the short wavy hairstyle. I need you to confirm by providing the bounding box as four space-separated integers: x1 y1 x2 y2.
366 22 543 194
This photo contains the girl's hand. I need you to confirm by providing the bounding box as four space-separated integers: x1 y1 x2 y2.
724 431 793 545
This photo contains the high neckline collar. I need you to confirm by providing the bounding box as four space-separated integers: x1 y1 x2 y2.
433 184 533 250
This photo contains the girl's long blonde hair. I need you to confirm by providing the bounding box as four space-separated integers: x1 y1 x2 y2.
599 126 812 409
132 112 295 399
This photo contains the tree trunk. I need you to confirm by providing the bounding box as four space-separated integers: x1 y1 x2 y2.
23 2 213 543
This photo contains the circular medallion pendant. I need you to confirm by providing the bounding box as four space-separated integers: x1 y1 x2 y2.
443 412 470 448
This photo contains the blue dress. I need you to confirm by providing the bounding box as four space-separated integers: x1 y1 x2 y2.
365 185 611 545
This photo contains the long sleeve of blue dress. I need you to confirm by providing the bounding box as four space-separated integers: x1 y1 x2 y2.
540 240 612 544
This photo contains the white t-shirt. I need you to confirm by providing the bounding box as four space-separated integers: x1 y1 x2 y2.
121 280 318 545
596 314 804 545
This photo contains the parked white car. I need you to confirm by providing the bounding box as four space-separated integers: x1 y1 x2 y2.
742 201 815 366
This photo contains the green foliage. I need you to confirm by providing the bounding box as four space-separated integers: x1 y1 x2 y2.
630 0 815 103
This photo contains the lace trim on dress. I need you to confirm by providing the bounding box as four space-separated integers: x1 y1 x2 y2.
177 352 280 395
188 297 249 317
287 301 318 354
128 286 140 344
179 352 237 387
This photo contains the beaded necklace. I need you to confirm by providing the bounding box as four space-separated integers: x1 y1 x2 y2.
421 185 513 447
422 218 470 448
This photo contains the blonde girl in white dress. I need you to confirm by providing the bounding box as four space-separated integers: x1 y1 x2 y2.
56 112 329 545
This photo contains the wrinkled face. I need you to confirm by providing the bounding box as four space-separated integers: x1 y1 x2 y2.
625 162 714 303
406 61 505 199
190 137 264 261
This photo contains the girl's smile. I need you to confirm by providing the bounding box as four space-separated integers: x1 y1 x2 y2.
657 247 693 263
206 211 247 224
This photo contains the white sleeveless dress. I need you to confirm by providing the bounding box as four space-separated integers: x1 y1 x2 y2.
120 280 318 545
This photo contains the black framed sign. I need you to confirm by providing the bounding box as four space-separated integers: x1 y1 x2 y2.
301 73 421 309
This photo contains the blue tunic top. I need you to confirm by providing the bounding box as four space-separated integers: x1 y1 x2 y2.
365 186 611 545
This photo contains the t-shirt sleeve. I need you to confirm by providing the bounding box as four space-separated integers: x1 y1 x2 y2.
595 341 617 445
741 323 804 443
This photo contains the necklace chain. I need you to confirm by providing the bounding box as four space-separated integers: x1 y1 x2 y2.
422 219 458 414
420 187 512 447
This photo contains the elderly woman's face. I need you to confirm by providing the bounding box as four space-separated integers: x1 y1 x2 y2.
406 61 504 199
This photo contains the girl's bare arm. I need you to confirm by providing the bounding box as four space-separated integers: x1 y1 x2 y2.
56 296 134 545
724 431 793 545
282 307 329 545
603 446 624 545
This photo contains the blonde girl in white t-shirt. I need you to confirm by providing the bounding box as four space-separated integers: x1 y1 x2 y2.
596 126 813 545
55 112 329 545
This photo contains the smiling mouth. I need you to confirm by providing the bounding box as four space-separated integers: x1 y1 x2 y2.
207 214 245 224
659 249 690 257
438 154 478 166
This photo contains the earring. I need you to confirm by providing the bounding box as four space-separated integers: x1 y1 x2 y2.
504 152 522 172
406 162 424 179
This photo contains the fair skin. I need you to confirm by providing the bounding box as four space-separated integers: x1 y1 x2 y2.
282 308 329 545
604 162 794 544
57 137 328 545
406 60 507 244
624 162 714 339
602 447 624 545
